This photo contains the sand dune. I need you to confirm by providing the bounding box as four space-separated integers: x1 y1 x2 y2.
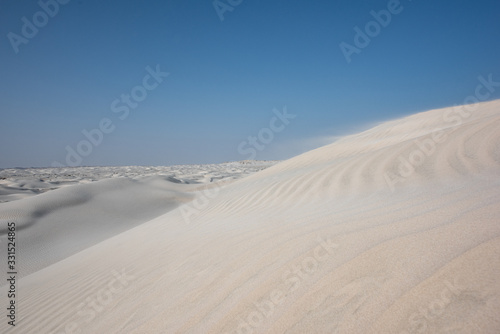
0 176 196 278
1 100 500 333
0 162 276 204
0 162 276 279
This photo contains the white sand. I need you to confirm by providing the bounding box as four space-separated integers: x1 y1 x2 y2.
1 100 500 333
0 162 276 278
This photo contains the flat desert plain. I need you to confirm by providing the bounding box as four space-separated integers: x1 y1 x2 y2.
1 100 500 333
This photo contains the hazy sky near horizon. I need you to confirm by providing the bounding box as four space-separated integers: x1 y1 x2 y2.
1 0 499 168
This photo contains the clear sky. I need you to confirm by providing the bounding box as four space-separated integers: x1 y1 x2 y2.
1 0 499 168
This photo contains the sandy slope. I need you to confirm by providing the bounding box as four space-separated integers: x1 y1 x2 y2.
0 162 276 279
0 176 196 278
1 100 500 333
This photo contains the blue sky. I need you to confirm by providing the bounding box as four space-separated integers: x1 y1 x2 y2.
1 0 499 168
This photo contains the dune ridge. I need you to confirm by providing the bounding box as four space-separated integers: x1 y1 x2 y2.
1 100 500 333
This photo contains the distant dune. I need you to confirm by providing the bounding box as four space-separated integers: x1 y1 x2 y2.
1 100 500 333
0 162 275 279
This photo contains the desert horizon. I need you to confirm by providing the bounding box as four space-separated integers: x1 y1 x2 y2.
2 1 500 333
2 99 500 333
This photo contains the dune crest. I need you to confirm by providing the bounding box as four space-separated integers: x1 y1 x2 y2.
1 100 500 333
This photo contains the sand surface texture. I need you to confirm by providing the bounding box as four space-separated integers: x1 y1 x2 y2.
1 101 499 333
